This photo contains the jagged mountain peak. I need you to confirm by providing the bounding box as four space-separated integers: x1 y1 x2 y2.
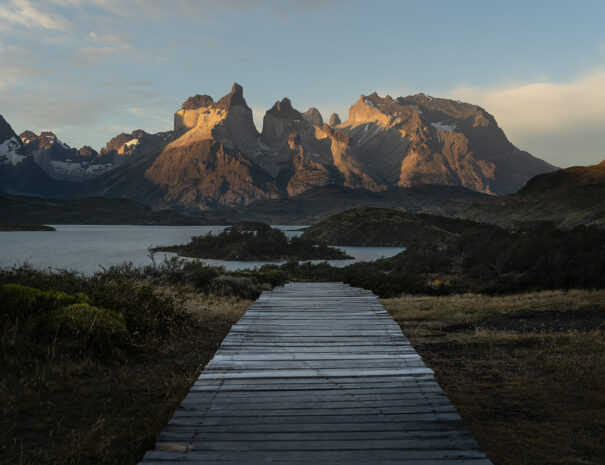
0 115 16 139
329 113 341 126
78 146 97 158
181 94 214 110
0 115 27 166
303 107 323 126
172 83 257 156
216 82 247 109
19 130 37 143
100 130 151 155
266 97 302 119
179 83 248 113
20 130 72 151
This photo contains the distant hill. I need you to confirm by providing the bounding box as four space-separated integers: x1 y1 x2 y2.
196 184 487 225
0 196 207 225
459 160 605 229
0 224 55 231
301 207 497 246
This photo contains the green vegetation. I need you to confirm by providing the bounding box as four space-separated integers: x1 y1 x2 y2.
0 223 55 231
0 259 298 465
382 291 605 465
301 207 494 245
459 160 605 229
2 205 604 464
154 222 351 261
269 208 605 297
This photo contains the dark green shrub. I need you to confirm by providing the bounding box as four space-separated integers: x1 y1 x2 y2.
0 284 90 319
255 268 290 287
46 303 130 356
85 277 180 342
0 284 45 318
209 276 261 299
182 261 220 289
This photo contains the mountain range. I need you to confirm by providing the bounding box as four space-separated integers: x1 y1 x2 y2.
1 83 556 213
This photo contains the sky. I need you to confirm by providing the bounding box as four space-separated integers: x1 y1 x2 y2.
0 0 604 168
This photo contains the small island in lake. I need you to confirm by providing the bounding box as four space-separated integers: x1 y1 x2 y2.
153 222 352 261
0 223 55 231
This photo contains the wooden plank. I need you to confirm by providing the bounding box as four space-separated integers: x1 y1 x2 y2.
137 282 492 464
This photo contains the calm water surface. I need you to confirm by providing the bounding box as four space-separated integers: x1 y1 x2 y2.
0 225 404 274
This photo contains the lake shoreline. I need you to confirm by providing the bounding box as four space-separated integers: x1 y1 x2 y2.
0 224 404 274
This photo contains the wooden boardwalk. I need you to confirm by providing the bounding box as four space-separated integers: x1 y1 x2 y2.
140 282 492 464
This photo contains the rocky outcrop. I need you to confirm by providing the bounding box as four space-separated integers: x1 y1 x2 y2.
173 83 257 156
93 129 172 174
303 107 323 126
336 92 557 194
257 98 384 193
329 113 341 126
144 140 280 211
91 83 280 212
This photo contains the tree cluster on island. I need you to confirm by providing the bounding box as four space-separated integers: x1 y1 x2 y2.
153 222 352 261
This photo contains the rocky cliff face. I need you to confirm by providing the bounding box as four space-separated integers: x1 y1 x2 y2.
93 129 173 176
256 97 383 195
329 113 341 126
0 84 559 212
141 83 280 211
303 107 323 126
336 92 556 194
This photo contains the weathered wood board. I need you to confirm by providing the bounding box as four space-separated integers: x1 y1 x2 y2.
139 282 492 464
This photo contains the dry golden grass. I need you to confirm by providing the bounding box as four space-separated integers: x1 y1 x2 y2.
1 287 251 465
382 290 605 465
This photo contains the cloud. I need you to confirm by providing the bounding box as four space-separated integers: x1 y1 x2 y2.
0 44 38 91
0 0 73 30
447 68 605 167
88 30 128 45
129 106 171 126
74 29 134 63
129 0 348 18
77 45 132 63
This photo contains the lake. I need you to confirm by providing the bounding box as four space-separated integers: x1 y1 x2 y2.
0 225 404 274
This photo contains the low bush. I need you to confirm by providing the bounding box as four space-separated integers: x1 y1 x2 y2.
85 274 181 343
0 283 90 319
209 276 262 299
254 267 290 287
182 261 220 289
44 303 131 357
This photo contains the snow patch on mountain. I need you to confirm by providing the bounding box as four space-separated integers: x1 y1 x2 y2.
50 160 87 175
0 137 26 165
86 163 113 175
431 121 457 131
363 97 376 107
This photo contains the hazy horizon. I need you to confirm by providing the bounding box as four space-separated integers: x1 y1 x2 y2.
1 0 604 167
